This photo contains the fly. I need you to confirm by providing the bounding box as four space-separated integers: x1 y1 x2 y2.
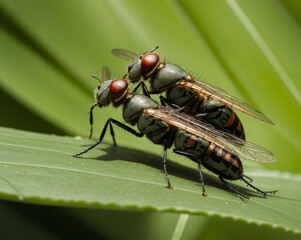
112 46 275 140
73 67 277 199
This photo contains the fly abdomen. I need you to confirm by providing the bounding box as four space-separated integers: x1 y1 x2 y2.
166 87 246 140
223 111 245 140
174 131 243 180
137 114 170 145
174 130 210 159
203 145 243 180
201 99 246 140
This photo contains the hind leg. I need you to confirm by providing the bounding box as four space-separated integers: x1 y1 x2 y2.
219 176 249 199
241 177 277 197
173 149 206 196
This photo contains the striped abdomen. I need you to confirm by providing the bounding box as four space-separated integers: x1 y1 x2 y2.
203 145 243 180
200 99 246 140
223 110 245 140
174 131 243 180
166 87 245 140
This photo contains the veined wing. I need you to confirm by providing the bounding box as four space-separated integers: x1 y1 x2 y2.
112 46 159 61
111 48 138 60
177 80 274 125
199 81 227 93
145 107 276 163
102 66 111 81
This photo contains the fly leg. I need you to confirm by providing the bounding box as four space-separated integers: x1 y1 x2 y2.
159 96 197 114
90 106 116 146
146 127 173 189
88 103 100 139
241 177 277 197
195 105 227 119
173 149 206 196
73 118 144 157
197 163 206 196
243 174 253 183
194 112 208 119
163 139 172 189
109 121 117 147
159 96 184 109
132 82 189 111
132 82 151 98
219 176 249 199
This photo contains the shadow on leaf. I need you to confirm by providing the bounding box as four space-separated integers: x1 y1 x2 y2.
76 142 273 199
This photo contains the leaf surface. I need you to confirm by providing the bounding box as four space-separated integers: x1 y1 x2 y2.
0 127 300 234
0 0 300 172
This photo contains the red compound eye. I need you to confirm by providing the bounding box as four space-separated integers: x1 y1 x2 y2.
141 53 160 77
109 79 128 102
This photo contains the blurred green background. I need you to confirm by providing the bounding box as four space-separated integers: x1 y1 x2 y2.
0 0 300 239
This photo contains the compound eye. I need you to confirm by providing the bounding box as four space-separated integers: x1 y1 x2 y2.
97 84 101 90
141 53 160 77
109 79 128 102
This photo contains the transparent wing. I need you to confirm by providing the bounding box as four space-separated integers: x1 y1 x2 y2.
177 80 274 125
111 48 138 60
145 107 276 163
112 46 159 60
199 81 227 93
102 66 111 81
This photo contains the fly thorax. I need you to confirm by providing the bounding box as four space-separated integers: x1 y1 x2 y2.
166 86 196 107
151 63 187 91
123 94 159 124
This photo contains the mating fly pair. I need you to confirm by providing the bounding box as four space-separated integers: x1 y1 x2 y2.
73 56 277 198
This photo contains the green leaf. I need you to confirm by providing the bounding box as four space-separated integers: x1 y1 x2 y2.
0 127 300 234
0 0 301 238
0 0 300 174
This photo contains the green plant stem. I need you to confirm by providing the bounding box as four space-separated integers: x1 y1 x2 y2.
171 214 190 240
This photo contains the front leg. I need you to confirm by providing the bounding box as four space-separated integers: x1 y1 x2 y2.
73 118 144 157
88 103 100 139
132 82 151 98
159 96 181 108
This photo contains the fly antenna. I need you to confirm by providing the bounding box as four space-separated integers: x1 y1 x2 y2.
123 73 128 79
92 75 101 83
